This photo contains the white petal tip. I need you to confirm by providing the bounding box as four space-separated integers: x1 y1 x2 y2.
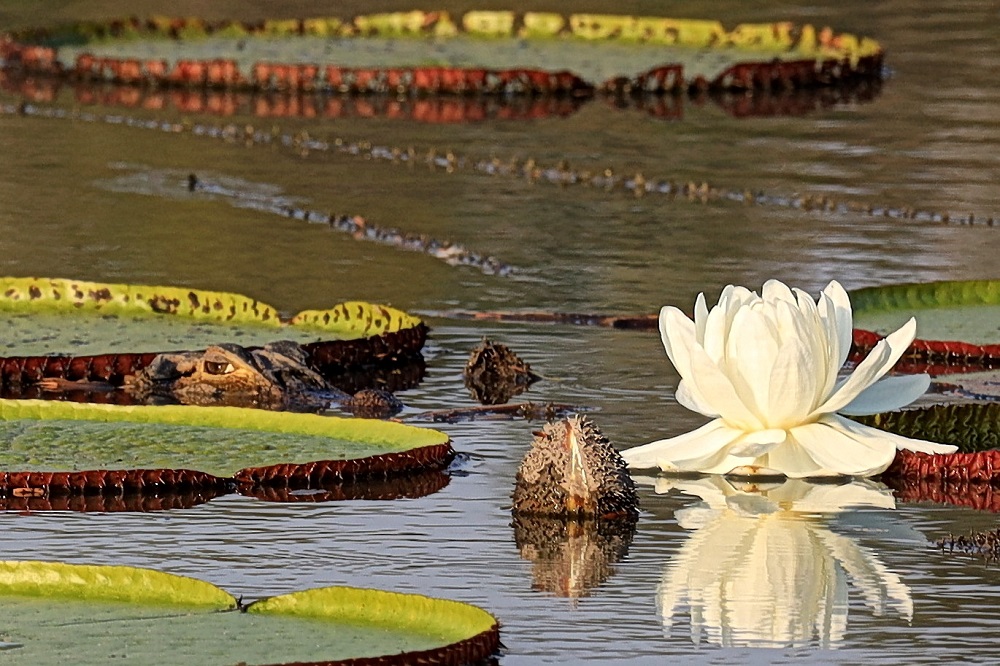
898 441 958 455
621 447 675 471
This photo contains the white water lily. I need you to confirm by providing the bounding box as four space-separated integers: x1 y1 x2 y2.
623 280 957 478
648 477 913 649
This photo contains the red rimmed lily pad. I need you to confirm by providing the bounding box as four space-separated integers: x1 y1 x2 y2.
2 11 882 96
0 276 426 385
0 470 451 513
856 403 1000 454
0 399 454 498
0 560 500 665
849 280 1000 372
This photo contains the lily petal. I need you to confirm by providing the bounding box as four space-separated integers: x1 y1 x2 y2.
808 318 917 418
824 413 957 455
820 280 853 372
622 419 745 471
686 343 765 429
838 374 931 416
728 307 781 419
729 428 787 458
662 308 761 427
694 292 709 345
763 279 796 304
787 417 899 477
659 305 697 377
675 379 721 418
765 321 819 427
760 437 832 478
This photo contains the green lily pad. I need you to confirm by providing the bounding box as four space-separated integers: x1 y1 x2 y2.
852 403 1000 453
0 399 449 477
0 560 236 608
9 11 880 89
850 280 1000 345
247 586 498 652
0 561 499 666
0 276 422 355
48 33 822 88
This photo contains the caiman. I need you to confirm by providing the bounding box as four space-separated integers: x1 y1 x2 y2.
37 340 403 417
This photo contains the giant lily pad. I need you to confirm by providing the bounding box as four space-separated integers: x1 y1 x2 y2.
0 276 421 354
0 277 427 388
0 399 452 486
3 11 882 94
849 280 1000 376
850 280 1000 346
0 560 500 665
853 403 1000 454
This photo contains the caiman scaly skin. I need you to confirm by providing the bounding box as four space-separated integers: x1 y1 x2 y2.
120 340 403 416
512 415 638 520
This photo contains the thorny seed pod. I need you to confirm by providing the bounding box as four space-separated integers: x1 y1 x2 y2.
512 415 639 520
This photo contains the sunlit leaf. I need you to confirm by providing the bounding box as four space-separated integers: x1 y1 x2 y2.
6 11 882 90
851 280 1000 345
0 560 235 608
248 586 498 646
0 561 499 665
0 399 450 478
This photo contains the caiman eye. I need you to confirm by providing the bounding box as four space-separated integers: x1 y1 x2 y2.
204 361 235 375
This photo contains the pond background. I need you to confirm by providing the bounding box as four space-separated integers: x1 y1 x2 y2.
0 0 999 663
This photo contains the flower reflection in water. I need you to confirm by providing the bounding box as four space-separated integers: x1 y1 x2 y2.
642 476 913 649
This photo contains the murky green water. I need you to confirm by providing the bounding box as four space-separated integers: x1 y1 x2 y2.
0 0 999 663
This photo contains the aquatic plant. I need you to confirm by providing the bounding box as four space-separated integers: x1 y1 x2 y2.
0 560 500 664
622 279 957 477
513 416 638 520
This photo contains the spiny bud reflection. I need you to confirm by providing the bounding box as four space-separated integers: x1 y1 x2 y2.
512 416 638 597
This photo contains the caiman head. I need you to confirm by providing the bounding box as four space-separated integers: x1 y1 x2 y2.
512 415 639 521
124 340 339 410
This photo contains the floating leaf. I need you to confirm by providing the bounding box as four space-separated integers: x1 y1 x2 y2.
0 276 280 324
850 280 1000 345
0 275 415 336
885 448 1000 484
853 403 1000 453
4 11 882 94
0 561 499 665
0 399 445 447
0 399 451 480
0 276 426 387
288 301 422 337
0 560 235 609
247 586 498 648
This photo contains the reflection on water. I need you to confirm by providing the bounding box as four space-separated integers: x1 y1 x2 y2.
512 514 636 598
643 477 911 649
0 71 882 122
